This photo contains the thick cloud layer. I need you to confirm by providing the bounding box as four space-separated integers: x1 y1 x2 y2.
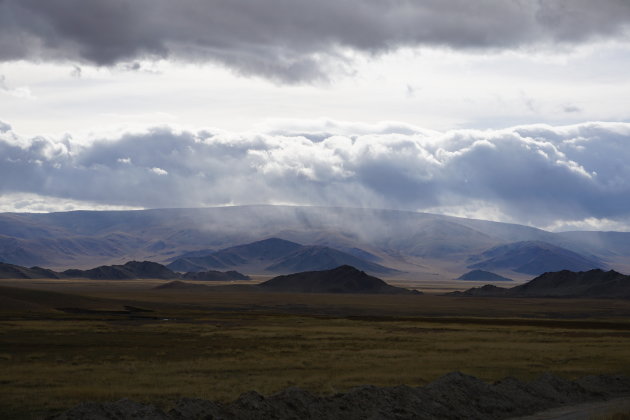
1 120 630 229
1 1 629 82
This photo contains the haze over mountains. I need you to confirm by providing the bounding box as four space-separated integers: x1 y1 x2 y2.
0 205 624 280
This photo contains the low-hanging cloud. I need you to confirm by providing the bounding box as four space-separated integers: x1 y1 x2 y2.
0 0 629 82
1 119 630 229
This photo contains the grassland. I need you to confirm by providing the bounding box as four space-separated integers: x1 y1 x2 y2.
2 280 630 419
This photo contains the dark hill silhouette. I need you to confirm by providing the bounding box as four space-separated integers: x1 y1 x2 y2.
63 261 178 280
0 260 251 281
468 241 603 275
450 269 630 299
448 284 509 297
508 269 630 298
457 270 512 282
0 262 60 279
259 265 417 294
167 238 397 275
182 270 250 281
154 280 211 290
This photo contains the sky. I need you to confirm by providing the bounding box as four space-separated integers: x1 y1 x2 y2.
1 0 630 231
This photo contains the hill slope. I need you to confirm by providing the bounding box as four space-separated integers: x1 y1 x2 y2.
259 265 416 294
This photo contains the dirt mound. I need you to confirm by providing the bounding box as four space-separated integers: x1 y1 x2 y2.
50 372 630 419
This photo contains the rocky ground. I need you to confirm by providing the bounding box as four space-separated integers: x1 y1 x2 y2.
50 372 630 419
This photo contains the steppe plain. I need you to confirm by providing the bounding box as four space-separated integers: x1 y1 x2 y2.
2 276 630 419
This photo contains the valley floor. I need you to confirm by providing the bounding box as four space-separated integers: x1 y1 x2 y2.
2 279 630 419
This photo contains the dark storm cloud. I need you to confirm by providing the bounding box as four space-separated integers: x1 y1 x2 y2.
2 120 630 227
0 0 628 82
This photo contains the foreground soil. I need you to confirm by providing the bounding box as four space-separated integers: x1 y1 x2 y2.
2 280 630 418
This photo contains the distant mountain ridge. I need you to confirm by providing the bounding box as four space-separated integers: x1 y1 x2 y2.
1 205 629 278
467 241 603 275
450 269 630 299
0 261 249 281
167 238 398 275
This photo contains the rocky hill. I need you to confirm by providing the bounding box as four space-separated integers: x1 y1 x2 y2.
259 265 416 294
508 269 630 298
451 269 630 299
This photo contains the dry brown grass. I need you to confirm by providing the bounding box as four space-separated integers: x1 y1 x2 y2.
2 281 630 418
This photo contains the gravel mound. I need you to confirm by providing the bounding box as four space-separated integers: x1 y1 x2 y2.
49 372 630 419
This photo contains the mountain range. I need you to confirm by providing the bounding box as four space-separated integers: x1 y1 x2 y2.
167 238 396 275
0 205 625 279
